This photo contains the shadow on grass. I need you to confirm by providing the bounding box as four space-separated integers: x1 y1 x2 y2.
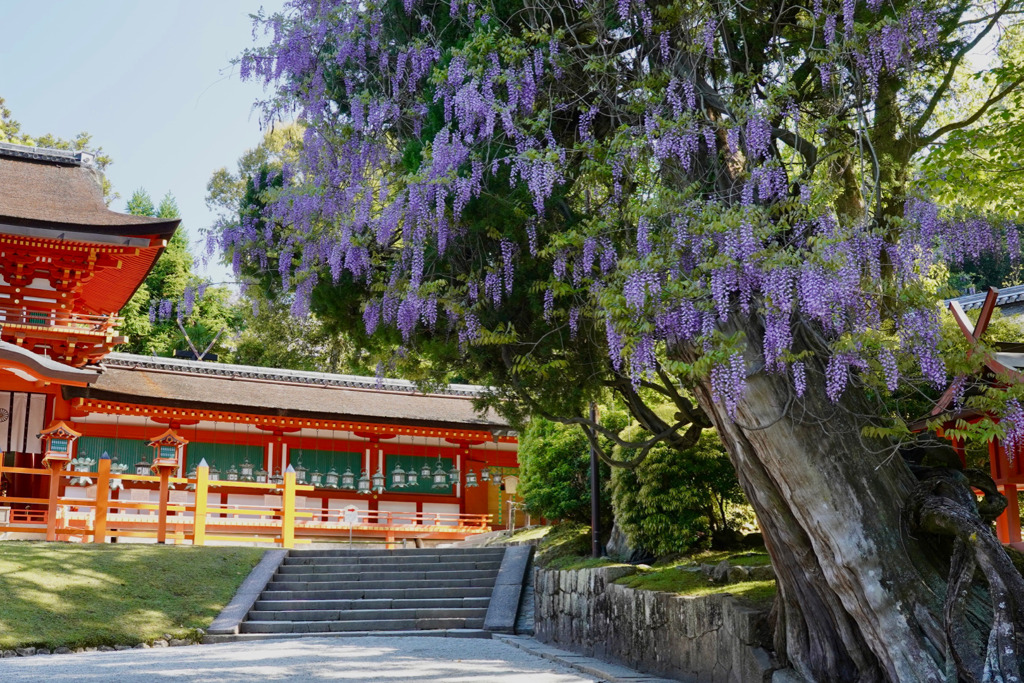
0 542 263 649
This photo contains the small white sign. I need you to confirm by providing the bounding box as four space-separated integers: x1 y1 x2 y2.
343 505 360 526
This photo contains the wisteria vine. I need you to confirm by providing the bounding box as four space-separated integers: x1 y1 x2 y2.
213 0 1021 421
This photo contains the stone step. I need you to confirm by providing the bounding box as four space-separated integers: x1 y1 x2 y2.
260 586 495 601
280 558 503 572
203 629 492 644
254 597 491 611
264 577 497 592
247 607 488 622
239 617 485 634
287 548 505 559
273 568 499 582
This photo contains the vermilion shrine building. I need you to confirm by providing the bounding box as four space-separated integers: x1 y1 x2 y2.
0 142 519 541
931 286 1024 551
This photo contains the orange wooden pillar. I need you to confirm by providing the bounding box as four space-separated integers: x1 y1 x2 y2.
156 468 171 544
93 458 111 544
192 463 209 546
45 461 62 542
997 485 1022 545
990 438 1023 544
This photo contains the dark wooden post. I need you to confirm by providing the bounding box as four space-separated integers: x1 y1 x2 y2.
589 402 602 558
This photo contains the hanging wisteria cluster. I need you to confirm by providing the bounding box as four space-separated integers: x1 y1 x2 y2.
218 0 1018 419
147 282 210 324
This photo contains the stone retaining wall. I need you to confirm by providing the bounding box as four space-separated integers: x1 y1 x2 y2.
534 565 778 682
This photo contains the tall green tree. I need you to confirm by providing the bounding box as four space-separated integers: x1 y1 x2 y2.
232 295 358 372
119 190 237 358
205 126 367 373
218 1 1024 678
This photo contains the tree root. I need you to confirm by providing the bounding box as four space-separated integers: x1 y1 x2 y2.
907 467 1024 682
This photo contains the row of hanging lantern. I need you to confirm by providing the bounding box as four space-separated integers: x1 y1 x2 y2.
63 420 508 495
62 455 130 490
182 458 292 490
294 457 462 494
170 456 491 494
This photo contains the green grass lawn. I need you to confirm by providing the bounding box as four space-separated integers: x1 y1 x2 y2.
616 566 777 608
671 549 772 567
0 542 264 649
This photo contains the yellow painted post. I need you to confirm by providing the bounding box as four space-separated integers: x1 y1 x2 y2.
193 463 209 546
93 458 111 544
45 461 62 542
281 468 296 549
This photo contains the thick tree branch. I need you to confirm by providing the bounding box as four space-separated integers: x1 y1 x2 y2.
912 0 1017 139
920 76 1024 146
774 126 818 171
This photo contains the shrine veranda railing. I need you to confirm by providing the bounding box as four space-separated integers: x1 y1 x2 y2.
0 459 492 548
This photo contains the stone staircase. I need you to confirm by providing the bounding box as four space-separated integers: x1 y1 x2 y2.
230 547 507 638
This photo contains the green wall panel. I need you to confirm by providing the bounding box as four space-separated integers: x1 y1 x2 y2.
188 442 264 475
289 448 361 478
75 437 150 472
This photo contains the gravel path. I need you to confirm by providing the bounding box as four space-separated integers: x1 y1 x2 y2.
0 636 598 682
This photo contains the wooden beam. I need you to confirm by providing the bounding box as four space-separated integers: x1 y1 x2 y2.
973 287 1000 340
73 398 514 443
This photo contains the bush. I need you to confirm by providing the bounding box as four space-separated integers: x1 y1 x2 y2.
517 410 627 524
611 429 745 557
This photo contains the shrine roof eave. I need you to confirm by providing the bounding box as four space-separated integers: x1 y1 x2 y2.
0 341 100 386
65 387 509 433
82 243 168 316
0 213 179 239
0 147 180 237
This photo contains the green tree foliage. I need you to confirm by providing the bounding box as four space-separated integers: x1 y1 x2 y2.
919 23 1024 224
517 416 613 524
0 97 116 202
205 125 303 217
233 296 358 372
222 1 1024 677
917 26 1024 292
611 429 743 556
205 126 368 373
119 190 237 358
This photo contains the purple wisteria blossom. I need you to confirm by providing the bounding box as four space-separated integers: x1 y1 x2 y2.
228 0 986 428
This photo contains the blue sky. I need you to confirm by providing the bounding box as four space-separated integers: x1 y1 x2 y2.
0 0 287 282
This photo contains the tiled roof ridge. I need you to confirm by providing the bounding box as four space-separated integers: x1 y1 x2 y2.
949 284 1024 311
0 141 94 167
101 352 493 399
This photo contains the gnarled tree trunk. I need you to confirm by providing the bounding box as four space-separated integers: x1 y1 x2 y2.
680 318 1024 682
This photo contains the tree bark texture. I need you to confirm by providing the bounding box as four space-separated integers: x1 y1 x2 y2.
679 318 1023 682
